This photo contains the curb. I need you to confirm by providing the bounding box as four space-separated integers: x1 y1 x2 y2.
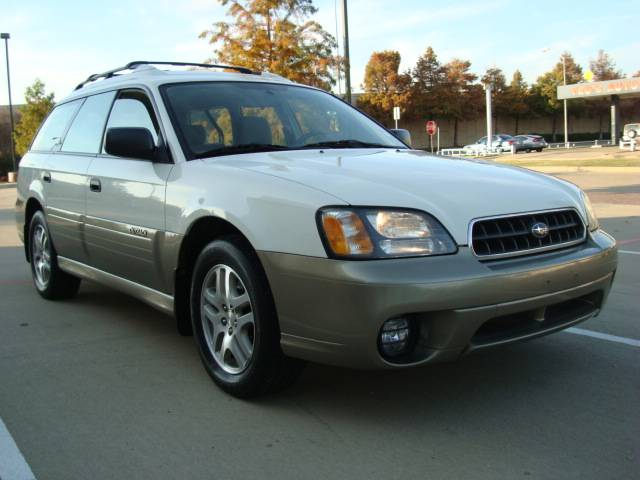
0 183 16 190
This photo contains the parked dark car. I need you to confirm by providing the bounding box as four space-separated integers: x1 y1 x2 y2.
513 135 548 153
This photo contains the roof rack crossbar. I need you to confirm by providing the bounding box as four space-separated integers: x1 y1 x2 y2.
74 61 258 90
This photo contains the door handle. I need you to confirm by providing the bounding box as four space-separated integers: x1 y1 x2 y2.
42 172 51 183
89 178 102 193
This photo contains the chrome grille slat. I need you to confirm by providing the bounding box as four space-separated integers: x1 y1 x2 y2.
471 209 587 260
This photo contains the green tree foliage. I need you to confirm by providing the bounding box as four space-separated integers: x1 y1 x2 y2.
14 79 55 157
585 50 623 139
590 49 622 81
358 50 411 121
504 70 529 134
200 0 338 90
357 45 628 146
531 52 583 140
481 67 508 130
410 47 445 120
441 59 481 146
587 50 623 138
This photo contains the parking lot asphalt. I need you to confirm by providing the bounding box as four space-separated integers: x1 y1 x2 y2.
0 172 638 480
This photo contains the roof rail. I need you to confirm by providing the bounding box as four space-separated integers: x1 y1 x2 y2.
74 61 259 90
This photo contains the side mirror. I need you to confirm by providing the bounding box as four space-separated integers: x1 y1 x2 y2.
390 128 412 147
105 127 156 161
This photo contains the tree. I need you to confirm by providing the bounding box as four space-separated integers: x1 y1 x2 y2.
590 49 622 81
440 59 481 146
504 70 529 134
481 67 507 131
14 79 55 157
410 46 445 120
358 50 410 122
588 50 623 139
531 52 583 141
200 0 338 90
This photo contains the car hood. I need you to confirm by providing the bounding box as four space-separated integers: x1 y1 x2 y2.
206 149 585 245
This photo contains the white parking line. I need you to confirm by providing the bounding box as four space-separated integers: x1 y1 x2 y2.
619 250 640 256
566 327 640 348
0 417 37 480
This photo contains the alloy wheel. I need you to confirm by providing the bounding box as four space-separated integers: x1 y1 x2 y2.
200 264 255 374
31 224 51 290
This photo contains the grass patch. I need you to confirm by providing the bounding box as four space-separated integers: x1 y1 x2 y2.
495 158 640 167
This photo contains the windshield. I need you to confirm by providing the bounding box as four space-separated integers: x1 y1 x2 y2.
161 82 406 159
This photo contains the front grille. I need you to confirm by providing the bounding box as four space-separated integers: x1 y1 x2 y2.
471 209 586 259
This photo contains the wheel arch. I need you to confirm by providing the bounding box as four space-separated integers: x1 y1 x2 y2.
173 215 270 336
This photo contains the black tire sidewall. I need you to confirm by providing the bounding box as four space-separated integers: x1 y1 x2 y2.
190 238 280 393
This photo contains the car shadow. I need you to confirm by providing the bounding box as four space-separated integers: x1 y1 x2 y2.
0 217 629 429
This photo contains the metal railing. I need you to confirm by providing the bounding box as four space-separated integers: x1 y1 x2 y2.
438 139 620 158
439 146 511 157
546 140 613 149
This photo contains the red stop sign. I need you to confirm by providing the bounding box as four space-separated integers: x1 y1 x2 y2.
426 120 437 135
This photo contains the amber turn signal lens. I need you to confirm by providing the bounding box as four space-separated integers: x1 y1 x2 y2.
321 210 374 256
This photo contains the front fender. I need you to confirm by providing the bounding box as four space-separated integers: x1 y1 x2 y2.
165 160 346 257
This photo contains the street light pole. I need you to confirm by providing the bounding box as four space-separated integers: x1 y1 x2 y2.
562 55 568 148
1 33 16 171
341 0 351 104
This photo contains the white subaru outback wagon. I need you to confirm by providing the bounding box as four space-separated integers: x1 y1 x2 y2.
16 61 617 397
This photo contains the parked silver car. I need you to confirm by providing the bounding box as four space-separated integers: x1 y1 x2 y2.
15 62 618 398
463 134 515 153
514 134 549 153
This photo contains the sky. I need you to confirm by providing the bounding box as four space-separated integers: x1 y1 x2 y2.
1 0 638 104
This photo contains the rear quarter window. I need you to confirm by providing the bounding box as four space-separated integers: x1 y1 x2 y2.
31 100 82 152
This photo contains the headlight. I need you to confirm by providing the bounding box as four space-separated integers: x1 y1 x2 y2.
318 207 457 258
581 191 599 232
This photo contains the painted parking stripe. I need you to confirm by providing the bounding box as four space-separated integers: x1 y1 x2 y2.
619 250 640 256
617 236 640 246
0 417 37 480
565 327 640 348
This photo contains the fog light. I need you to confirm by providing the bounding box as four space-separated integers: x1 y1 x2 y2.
379 318 411 357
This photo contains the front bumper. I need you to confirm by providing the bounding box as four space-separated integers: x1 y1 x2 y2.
258 230 617 369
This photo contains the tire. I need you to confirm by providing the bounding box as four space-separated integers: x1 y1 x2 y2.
28 210 81 300
536 148 543 152
526 148 531 153
190 235 305 398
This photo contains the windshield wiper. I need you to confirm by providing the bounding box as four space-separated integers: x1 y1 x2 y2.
194 143 293 159
299 139 400 149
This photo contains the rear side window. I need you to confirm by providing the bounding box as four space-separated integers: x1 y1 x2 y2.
61 92 116 154
31 100 82 152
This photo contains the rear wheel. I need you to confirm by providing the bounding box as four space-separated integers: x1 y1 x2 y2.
29 210 81 300
536 148 543 152
190 236 304 398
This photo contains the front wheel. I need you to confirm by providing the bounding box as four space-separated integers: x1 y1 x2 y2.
28 210 81 300
190 236 304 398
